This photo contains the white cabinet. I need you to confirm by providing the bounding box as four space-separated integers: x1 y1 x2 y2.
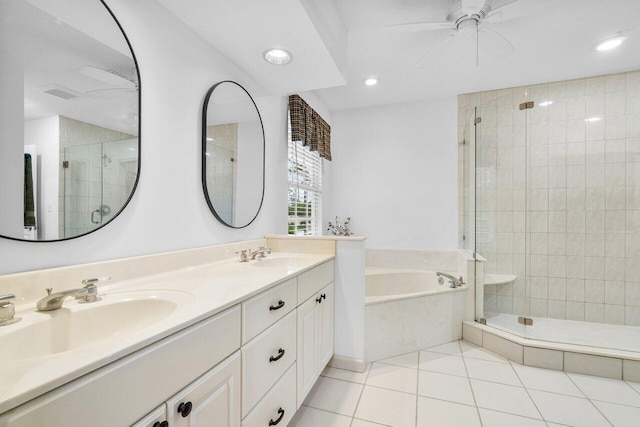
167 352 241 427
296 282 334 406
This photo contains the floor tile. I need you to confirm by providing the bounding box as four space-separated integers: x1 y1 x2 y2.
303 376 363 416
478 408 547 427
464 357 521 386
460 341 509 363
355 386 417 427
512 363 583 397
322 365 370 384
627 381 640 393
288 406 352 427
416 397 481 427
418 370 475 406
592 400 640 427
424 341 462 356
470 379 541 419
418 351 467 377
351 419 392 427
568 373 640 407
366 363 418 394
378 351 420 369
527 389 610 427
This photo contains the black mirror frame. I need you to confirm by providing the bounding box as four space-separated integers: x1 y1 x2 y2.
0 0 142 243
201 80 265 229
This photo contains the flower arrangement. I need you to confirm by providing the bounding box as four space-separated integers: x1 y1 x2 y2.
327 216 352 236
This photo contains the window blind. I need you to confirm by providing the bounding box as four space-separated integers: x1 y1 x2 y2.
288 114 322 236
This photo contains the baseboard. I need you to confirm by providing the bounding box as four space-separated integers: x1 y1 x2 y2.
328 354 367 373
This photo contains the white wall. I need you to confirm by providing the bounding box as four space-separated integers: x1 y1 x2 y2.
0 0 288 274
24 116 59 240
324 97 458 251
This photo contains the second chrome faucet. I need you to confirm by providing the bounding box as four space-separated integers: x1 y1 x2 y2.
36 277 109 311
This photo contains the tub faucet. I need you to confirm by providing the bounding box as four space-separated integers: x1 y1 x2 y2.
36 277 108 311
436 272 464 289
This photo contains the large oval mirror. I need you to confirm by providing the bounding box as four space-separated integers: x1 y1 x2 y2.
202 81 265 228
0 0 140 241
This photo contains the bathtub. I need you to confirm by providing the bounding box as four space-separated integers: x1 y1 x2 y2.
365 268 467 362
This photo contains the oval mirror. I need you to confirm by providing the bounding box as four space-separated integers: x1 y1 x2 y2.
202 81 265 228
0 0 140 241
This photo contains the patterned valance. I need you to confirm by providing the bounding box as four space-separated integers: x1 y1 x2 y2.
288 94 331 161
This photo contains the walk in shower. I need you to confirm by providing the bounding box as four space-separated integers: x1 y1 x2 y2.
61 138 138 238
462 71 640 353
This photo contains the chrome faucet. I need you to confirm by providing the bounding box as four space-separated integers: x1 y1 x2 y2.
249 246 272 260
0 294 21 326
436 272 465 289
36 277 108 311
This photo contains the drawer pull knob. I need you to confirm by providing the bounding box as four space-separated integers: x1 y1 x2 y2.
316 296 322 304
269 408 285 426
321 293 326 300
269 348 285 362
269 300 285 311
153 422 168 427
177 401 193 417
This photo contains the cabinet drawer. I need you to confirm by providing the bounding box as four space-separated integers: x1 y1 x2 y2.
297 260 334 305
242 311 296 417
131 404 166 427
242 363 296 427
242 278 296 344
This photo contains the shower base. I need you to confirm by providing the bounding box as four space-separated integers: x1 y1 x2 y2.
462 320 640 382
485 313 640 354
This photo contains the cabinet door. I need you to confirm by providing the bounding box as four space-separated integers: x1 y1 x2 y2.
318 283 334 370
131 405 167 427
167 352 241 427
296 295 319 407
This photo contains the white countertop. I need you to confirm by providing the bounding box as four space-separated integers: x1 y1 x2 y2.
0 252 334 414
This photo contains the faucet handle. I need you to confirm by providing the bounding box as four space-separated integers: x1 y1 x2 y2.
236 250 249 262
82 276 111 286
0 294 20 326
0 294 16 303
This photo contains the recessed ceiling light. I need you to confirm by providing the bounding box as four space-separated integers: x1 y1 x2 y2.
539 101 553 107
263 48 293 65
594 35 627 51
363 77 379 86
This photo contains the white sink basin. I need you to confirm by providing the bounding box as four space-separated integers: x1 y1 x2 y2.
249 257 306 269
0 290 192 362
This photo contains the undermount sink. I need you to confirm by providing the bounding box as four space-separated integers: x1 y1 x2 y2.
249 257 306 268
0 290 192 362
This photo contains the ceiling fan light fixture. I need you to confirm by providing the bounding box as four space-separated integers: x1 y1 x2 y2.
594 35 627 51
263 48 293 65
363 77 379 86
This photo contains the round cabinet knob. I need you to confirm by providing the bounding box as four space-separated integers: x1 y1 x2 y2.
153 422 169 427
177 401 193 417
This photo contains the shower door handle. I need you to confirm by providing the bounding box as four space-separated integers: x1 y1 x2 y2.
91 209 102 224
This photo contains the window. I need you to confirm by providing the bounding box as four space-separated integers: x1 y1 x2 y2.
288 115 322 236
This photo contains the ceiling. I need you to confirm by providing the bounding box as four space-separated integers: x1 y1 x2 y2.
158 0 640 112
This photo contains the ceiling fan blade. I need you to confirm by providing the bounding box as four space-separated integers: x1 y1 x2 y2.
478 27 514 58
462 0 487 14
416 32 457 67
382 22 454 34
485 0 521 23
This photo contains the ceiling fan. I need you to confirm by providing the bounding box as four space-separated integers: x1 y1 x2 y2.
382 0 520 65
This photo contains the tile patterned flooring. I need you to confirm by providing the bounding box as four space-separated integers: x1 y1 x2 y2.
289 340 640 427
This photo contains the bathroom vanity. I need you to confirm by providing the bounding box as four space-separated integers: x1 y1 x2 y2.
0 248 335 427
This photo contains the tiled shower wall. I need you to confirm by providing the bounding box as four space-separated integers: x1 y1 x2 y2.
460 70 640 326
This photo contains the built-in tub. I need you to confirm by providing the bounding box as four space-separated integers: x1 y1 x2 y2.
365 268 467 362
